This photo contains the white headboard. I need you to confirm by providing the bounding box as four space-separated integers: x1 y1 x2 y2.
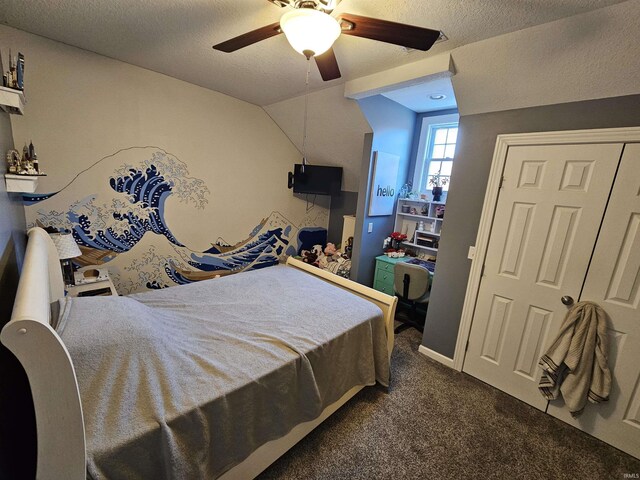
0 227 86 479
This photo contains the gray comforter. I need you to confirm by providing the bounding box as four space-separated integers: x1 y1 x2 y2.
58 265 389 479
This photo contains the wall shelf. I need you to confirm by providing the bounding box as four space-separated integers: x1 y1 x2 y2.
401 241 438 253
395 198 446 206
0 86 26 115
415 230 440 238
394 198 446 257
397 212 443 221
5 174 40 193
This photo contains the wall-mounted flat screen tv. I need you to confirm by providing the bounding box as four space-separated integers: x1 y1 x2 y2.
287 164 343 195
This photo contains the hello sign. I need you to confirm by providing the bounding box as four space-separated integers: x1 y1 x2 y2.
368 151 400 216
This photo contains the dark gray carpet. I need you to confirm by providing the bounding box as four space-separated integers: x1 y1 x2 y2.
259 329 640 480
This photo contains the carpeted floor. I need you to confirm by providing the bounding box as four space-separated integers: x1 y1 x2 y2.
259 328 640 480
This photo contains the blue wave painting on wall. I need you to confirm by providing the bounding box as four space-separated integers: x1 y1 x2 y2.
29 147 326 293
72 164 183 252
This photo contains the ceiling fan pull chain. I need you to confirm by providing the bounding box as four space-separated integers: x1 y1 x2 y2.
301 58 311 171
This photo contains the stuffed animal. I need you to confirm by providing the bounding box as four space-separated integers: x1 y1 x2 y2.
318 253 329 269
310 244 328 269
300 249 318 266
344 236 353 259
323 242 343 263
324 243 338 257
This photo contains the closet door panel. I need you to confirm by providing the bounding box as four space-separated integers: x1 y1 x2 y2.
464 144 623 409
547 143 640 459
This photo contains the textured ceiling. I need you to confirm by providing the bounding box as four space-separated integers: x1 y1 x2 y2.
382 77 457 113
0 0 628 106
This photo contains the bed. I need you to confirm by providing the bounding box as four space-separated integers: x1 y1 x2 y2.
1 227 397 479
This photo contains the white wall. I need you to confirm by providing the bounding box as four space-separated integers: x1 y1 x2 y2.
263 84 372 193
241 1 640 199
339 0 640 118
1 25 328 293
266 0 640 203
451 0 640 115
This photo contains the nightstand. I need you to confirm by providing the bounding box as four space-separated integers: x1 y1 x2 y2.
373 255 410 295
66 271 118 297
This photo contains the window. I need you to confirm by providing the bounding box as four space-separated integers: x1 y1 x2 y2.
410 113 460 197
424 124 458 192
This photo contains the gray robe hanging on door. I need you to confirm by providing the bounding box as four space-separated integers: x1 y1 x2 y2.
538 301 611 417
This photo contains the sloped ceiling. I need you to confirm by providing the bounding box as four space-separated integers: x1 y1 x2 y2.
0 0 628 106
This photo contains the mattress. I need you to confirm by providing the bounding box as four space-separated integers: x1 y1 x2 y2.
57 265 389 479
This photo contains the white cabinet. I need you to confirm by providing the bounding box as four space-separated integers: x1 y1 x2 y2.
393 198 445 256
341 215 355 249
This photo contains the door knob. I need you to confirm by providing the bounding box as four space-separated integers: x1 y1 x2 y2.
561 295 574 306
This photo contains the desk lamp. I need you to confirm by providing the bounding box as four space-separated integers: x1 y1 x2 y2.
50 232 82 287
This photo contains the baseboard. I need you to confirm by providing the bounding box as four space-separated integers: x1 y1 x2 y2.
418 345 455 369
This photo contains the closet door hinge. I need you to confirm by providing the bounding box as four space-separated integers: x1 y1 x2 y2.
465 339 470 352
481 263 486 277
499 176 505 189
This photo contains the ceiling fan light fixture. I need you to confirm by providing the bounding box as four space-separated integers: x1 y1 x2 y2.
280 8 341 57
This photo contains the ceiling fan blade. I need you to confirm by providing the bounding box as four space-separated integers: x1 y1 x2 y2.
337 13 441 51
266 0 291 7
318 0 341 13
213 22 282 53
314 48 341 81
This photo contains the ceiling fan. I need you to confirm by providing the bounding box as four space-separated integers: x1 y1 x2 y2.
212 0 442 81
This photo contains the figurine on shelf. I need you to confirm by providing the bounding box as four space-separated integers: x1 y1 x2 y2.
399 181 412 199
2 49 25 90
28 141 39 173
6 149 20 174
5 141 45 175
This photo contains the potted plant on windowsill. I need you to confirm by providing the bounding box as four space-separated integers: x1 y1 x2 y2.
428 171 449 202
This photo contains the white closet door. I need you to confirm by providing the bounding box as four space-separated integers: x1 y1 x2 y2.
547 143 640 458
464 144 622 409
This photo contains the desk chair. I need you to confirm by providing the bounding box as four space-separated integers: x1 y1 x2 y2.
394 262 431 334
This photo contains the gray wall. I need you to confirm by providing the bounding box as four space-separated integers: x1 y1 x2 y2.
0 112 33 479
351 96 416 286
423 93 640 358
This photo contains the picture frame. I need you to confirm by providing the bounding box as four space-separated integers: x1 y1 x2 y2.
368 151 400 216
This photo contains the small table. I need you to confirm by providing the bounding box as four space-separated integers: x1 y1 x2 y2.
66 273 118 297
373 255 436 296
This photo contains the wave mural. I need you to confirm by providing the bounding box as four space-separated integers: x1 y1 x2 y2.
28 147 328 294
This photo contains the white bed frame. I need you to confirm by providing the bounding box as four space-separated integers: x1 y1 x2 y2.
1 228 397 480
